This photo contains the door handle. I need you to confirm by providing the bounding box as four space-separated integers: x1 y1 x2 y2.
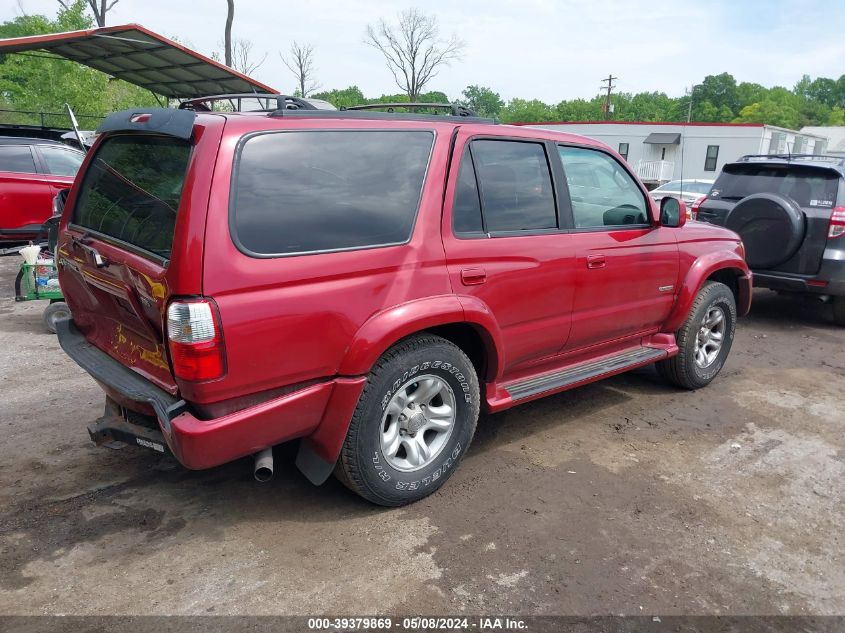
586 254 606 269
460 268 486 286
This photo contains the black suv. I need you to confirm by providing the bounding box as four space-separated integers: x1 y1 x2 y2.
696 154 845 325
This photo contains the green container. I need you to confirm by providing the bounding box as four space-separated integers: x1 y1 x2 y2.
15 262 64 302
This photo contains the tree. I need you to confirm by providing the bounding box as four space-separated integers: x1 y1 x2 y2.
311 86 366 109
230 39 266 76
460 85 504 118
365 8 463 101
282 42 320 97
693 72 739 119
499 98 556 124
555 97 602 121
224 0 234 67
58 0 119 27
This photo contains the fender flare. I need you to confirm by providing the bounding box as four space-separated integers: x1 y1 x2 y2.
297 295 505 481
337 294 505 381
663 251 751 333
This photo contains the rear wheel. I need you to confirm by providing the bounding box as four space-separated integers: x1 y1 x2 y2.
658 281 736 389
335 334 480 506
833 296 845 327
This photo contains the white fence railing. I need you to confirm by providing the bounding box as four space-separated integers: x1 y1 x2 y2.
636 160 675 182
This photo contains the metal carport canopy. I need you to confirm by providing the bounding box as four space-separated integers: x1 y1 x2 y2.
0 24 276 99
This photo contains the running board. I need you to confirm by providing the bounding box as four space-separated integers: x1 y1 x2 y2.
505 347 667 402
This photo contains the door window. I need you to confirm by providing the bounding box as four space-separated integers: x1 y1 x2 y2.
558 145 649 228
39 146 85 177
0 145 37 174
468 140 557 233
452 147 484 234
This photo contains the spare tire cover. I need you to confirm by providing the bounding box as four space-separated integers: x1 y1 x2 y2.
724 193 805 269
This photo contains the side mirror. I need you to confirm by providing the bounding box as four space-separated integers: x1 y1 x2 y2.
660 196 687 228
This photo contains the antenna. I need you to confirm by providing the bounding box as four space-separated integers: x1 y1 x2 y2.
599 74 618 121
679 85 696 201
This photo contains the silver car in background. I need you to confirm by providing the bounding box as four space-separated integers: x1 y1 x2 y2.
650 179 715 205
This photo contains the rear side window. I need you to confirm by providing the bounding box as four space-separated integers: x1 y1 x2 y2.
470 140 557 232
453 147 484 234
0 145 37 174
73 135 191 259
39 146 84 177
231 130 434 256
712 165 840 208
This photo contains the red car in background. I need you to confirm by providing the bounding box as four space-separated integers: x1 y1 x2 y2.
0 136 85 243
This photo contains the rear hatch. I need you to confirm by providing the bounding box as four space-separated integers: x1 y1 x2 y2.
57 132 194 394
698 163 840 275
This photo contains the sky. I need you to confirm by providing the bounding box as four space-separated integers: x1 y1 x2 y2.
4 0 845 103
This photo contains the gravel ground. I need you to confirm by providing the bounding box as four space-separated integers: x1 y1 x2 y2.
0 253 843 616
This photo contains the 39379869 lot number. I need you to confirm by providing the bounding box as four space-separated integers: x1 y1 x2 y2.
308 617 392 630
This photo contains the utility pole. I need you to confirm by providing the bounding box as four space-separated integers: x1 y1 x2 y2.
686 85 695 123
600 74 617 120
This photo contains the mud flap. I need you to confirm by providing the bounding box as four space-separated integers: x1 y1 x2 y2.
295 440 336 485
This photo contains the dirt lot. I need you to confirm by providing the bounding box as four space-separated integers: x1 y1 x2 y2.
0 253 843 616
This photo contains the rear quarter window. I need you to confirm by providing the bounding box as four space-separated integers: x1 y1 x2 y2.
231 130 434 256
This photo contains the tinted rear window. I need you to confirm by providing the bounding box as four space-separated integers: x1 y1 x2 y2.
73 135 191 259
712 165 840 208
231 130 433 256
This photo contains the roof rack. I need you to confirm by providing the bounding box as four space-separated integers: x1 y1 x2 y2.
737 153 845 166
179 93 319 112
343 102 480 117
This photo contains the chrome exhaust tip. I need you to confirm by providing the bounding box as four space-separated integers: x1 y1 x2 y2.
253 447 274 482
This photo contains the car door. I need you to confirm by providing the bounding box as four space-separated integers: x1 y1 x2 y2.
556 143 679 352
34 144 84 193
441 131 577 374
0 144 52 236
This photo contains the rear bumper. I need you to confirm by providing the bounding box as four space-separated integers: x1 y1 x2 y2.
56 318 365 470
752 250 845 297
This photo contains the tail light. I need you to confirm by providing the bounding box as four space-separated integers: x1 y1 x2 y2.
166 299 226 381
829 207 845 239
690 195 706 220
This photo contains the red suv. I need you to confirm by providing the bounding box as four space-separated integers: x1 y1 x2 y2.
54 99 751 505
0 136 85 242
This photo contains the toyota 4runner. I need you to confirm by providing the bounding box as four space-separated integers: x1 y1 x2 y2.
54 97 751 506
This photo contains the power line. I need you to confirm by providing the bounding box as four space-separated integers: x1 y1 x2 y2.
599 74 618 120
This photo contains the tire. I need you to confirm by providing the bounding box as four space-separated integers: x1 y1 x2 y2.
335 334 480 506
42 301 71 334
657 281 736 390
724 193 805 269
833 296 845 327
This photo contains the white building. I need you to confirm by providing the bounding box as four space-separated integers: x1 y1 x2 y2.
800 126 845 157
522 121 830 187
